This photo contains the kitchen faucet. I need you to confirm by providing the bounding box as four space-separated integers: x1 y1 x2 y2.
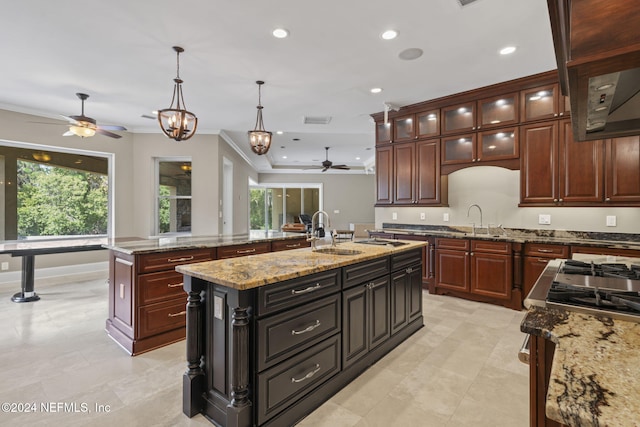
307 210 335 249
467 204 485 235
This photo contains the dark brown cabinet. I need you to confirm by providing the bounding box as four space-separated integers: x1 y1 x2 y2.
375 121 392 145
218 241 271 259
442 102 476 135
271 237 311 252
393 110 440 142
435 238 470 293
523 243 570 298
520 84 563 122
520 119 604 206
375 145 393 205
470 240 513 301
442 128 518 165
605 136 640 203
393 139 444 205
390 253 422 335
478 92 519 129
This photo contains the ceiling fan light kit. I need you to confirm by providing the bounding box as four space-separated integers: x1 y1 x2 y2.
61 92 126 139
248 80 272 155
157 46 198 142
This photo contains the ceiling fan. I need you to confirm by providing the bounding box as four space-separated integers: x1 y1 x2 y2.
306 147 351 172
60 93 127 139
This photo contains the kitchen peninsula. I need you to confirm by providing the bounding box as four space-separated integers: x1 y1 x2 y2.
176 240 425 427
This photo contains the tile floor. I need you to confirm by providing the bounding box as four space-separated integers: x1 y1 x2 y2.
0 275 529 427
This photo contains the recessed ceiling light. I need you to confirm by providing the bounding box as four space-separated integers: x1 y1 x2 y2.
499 46 516 55
355 157 361 160
594 106 608 112
596 83 614 90
381 30 398 40
272 28 289 39
276 131 284 135
398 48 423 61
282 155 287 159
370 87 383 94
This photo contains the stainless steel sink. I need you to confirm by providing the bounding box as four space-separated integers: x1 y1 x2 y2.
355 239 408 247
313 247 363 256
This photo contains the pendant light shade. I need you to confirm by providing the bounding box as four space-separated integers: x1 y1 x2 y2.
157 46 198 141
248 81 272 155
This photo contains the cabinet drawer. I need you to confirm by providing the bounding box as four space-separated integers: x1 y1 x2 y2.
436 238 470 251
137 249 214 274
524 243 569 258
257 294 341 371
256 270 341 316
257 335 341 425
137 298 186 338
138 270 185 305
391 248 422 272
471 240 511 255
271 238 311 252
343 257 390 289
217 242 271 259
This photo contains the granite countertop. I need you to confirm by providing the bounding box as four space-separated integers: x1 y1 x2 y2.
521 306 640 427
176 240 426 290
103 231 309 255
372 223 640 251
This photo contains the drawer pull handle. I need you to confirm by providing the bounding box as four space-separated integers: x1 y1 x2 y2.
536 258 549 263
537 249 553 253
291 364 321 383
168 256 194 263
291 283 321 295
236 248 256 254
291 320 321 335
406 267 413 274
168 310 187 318
286 243 301 248
168 282 184 288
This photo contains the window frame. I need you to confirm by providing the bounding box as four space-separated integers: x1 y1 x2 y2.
153 156 192 237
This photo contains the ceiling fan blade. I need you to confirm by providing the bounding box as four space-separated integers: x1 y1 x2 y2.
322 166 329 172
98 124 127 131
61 115 80 124
95 128 123 139
62 130 74 136
331 165 350 169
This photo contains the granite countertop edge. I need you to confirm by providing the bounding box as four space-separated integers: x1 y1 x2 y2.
521 306 640 427
176 241 426 291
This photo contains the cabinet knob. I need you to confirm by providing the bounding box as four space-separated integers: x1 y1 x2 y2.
472 126 476 130
559 198 564 202
559 112 564 116
554 113 558 117
605 197 611 201
553 198 558 202
472 159 477 162
477 125 481 129
470 252 474 256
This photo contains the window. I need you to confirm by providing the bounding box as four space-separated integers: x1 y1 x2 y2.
0 142 110 240
249 183 321 232
156 159 191 235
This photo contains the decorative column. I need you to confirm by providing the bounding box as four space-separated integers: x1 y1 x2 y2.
183 276 205 417
226 304 252 427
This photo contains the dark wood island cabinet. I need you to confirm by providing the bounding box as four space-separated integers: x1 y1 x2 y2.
176 241 425 427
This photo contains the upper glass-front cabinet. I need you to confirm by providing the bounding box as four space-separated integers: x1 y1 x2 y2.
376 121 392 145
394 109 440 142
477 128 518 161
478 93 519 129
521 84 560 122
442 103 476 135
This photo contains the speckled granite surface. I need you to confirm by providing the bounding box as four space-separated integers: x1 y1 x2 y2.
374 223 640 251
522 306 640 427
176 240 426 290
103 231 308 254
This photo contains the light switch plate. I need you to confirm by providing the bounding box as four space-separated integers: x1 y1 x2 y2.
214 295 224 320
2 262 9 271
606 215 617 227
392 212 398 220
443 213 449 222
538 214 551 225
420 212 426 220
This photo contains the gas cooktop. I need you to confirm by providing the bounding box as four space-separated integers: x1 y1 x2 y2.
525 259 640 323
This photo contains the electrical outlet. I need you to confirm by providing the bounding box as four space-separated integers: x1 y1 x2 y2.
392 212 398 220
606 215 617 227
443 213 449 222
333 209 340 214
538 214 551 225
420 212 426 220
1 262 8 271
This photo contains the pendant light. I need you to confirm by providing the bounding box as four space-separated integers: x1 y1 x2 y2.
157 46 198 141
248 81 272 155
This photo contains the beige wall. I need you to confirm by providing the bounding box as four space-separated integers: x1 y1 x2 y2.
258 173 376 231
376 166 640 234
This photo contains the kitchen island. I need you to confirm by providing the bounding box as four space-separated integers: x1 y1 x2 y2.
176 240 426 427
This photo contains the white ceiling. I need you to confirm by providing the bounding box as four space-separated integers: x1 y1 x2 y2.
0 0 556 173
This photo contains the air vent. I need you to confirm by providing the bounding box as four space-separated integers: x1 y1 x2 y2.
458 0 479 6
303 116 332 125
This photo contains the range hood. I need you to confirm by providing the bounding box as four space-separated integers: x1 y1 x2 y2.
547 0 640 141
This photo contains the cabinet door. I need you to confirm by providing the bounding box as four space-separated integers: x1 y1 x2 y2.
521 84 559 122
470 252 511 300
369 276 391 350
394 115 415 142
376 121 392 145
435 248 469 292
478 128 518 162
342 285 368 367
415 139 441 204
523 256 553 298
442 102 476 134
520 121 558 204
375 146 393 205
442 134 476 165
393 142 416 204
390 269 409 335
416 110 440 138
407 265 423 323
478 92 519 129
605 136 640 203
558 119 604 203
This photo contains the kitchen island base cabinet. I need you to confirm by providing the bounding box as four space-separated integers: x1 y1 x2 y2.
182 249 423 427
